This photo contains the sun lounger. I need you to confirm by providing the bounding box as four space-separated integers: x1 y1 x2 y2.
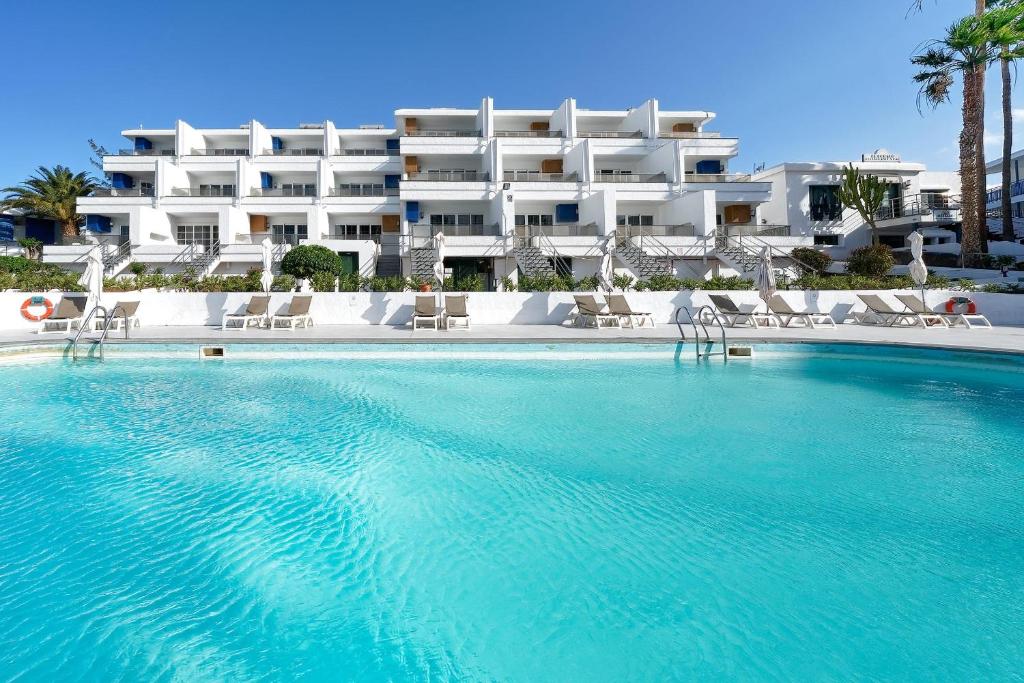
222 295 270 330
607 294 655 328
707 294 779 328
443 294 471 330
413 295 440 331
38 296 87 334
767 295 836 329
271 295 313 329
572 295 621 329
855 294 945 328
895 294 991 329
95 301 140 331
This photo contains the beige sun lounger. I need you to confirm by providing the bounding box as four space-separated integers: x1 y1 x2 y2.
767 295 836 329
222 295 270 330
895 294 991 329
707 294 779 328
572 295 621 329
38 296 87 334
855 294 945 328
607 294 655 328
443 294 471 330
413 295 440 330
95 301 141 331
271 295 313 329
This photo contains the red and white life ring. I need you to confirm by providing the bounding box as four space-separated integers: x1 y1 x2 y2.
20 296 54 322
945 297 977 315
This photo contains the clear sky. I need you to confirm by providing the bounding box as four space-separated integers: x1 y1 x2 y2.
1 0 1019 187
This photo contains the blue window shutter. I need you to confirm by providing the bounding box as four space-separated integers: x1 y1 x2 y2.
695 159 722 174
134 137 152 151
555 203 579 223
405 201 419 222
384 174 400 189
85 215 112 233
25 218 57 244
271 136 283 151
0 219 14 241
386 138 400 152
111 173 134 189
260 172 273 189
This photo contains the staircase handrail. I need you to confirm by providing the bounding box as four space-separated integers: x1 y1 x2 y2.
514 225 573 279
717 227 817 274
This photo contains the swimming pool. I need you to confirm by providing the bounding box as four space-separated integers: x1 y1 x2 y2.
1 343 1022 679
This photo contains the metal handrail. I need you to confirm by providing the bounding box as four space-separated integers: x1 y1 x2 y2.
117 149 175 156
263 148 323 156
334 148 397 156
503 171 578 182
685 173 753 183
330 186 399 197
405 170 489 182
101 241 132 272
513 227 573 279
72 304 131 361
577 130 643 138
593 172 667 183
249 187 318 197
168 187 236 197
91 187 155 197
404 129 481 137
658 131 722 139
186 148 249 156
674 305 727 362
716 228 817 274
494 130 564 138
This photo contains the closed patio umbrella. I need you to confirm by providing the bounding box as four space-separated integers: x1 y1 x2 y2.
260 237 274 294
598 247 614 292
433 231 446 289
756 246 776 314
908 229 928 306
78 245 104 311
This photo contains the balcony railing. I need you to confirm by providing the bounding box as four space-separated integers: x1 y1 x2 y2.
876 193 961 221
168 187 236 197
328 229 382 242
262 148 323 156
328 186 399 197
186 148 249 156
249 187 318 197
986 180 1024 204
618 224 696 238
90 187 155 197
405 170 490 182
658 131 722 139
503 171 578 182
404 129 481 137
117 149 175 156
412 223 501 238
593 172 668 183
494 130 564 138
515 223 601 237
577 130 643 139
685 173 752 183
722 224 791 237
334 148 398 156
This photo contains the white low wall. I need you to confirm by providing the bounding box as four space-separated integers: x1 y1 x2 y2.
1 289 1022 331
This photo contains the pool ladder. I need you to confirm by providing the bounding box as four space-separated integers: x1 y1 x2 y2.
71 304 130 361
674 306 728 362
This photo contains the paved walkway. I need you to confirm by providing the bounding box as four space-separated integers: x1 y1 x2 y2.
2 323 1023 354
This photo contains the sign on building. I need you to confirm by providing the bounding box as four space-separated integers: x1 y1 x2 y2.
862 149 902 162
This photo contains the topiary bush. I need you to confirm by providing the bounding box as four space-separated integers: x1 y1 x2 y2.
845 244 895 278
790 247 832 275
279 245 342 279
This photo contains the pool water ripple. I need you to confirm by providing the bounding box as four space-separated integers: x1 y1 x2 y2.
0 349 1022 680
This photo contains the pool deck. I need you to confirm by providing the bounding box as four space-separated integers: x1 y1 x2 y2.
1 323 1023 354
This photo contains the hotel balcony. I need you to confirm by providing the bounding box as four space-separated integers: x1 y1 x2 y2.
503 171 579 183
593 172 668 183
184 148 249 156
249 186 318 197
261 147 323 156
577 130 643 139
328 185 400 197
494 129 564 138
334 148 399 157
658 131 722 139
409 223 504 254
403 129 481 138
515 222 601 237
90 187 155 198
405 170 490 182
117 148 175 157
167 186 236 198
986 180 1024 205
685 173 752 183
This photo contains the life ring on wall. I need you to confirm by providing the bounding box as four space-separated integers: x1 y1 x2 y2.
944 297 976 315
20 296 54 322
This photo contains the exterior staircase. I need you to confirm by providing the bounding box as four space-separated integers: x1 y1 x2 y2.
409 247 436 279
714 244 760 275
101 242 133 276
613 238 673 278
375 254 402 277
191 240 222 276
513 243 556 276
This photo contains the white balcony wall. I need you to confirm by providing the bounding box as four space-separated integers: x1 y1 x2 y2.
553 98 576 138
249 121 271 156
175 120 199 157
220 206 249 244
479 97 494 138
323 121 339 156
635 143 679 180
564 141 591 181
666 190 716 238
622 99 657 139
580 189 614 234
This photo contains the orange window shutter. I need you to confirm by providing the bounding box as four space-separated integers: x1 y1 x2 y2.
381 215 400 232
672 122 696 133
404 155 419 174
724 205 751 224
530 121 550 131
541 159 563 174
404 117 418 134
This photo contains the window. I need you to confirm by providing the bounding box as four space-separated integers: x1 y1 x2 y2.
813 234 840 246
334 224 381 241
271 224 308 245
198 184 235 197
515 214 553 227
599 169 633 177
920 192 949 210
280 183 316 197
429 214 483 226
176 224 216 249
338 183 384 196
809 185 842 221
616 214 654 227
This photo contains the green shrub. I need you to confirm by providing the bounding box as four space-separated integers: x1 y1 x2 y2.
364 275 407 292
704 275 755 290
310 271 337 292
611 273 634 291
338 273 362 292
129 262 148 276
846 244 895 277
517 274 574 291
500 275 517 292
573 275 600 291
16 237 43 260
981 282 1024 293
790 247 832 274
271 274 296 292
279 245 342 279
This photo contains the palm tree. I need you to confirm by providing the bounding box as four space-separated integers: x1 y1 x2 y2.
913 14 997 266
987 1 1024 240
0 166 98 243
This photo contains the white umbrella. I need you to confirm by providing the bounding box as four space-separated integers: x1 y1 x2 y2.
598 247 614 292
260 237 274 294
433 231 446 289
908 230 928 306
78 245 104 310
755 246 776 314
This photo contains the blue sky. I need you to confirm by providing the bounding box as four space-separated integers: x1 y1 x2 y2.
0 0 1019 186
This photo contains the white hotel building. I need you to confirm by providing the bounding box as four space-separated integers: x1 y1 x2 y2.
59 99 959 285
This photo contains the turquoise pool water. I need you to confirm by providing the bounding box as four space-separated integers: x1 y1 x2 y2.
0 344 1022 680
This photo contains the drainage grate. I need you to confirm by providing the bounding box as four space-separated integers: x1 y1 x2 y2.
200 346 226 359
727 346 753 358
